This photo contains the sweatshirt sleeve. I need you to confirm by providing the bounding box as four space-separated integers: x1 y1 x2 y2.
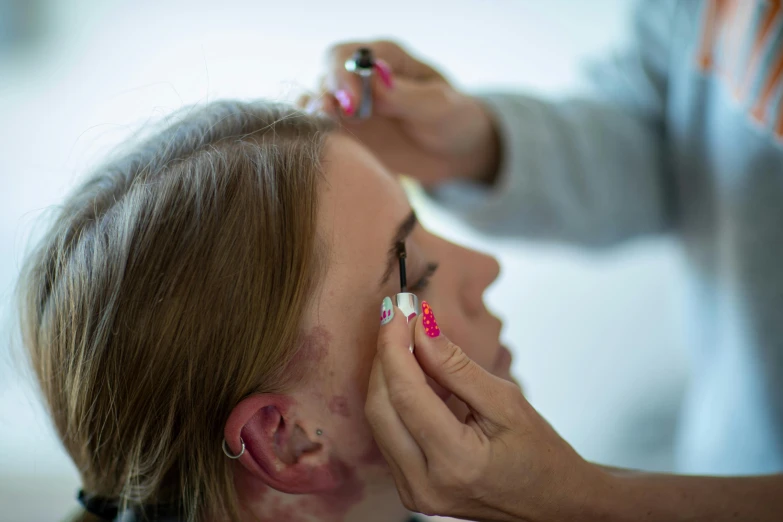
428 0 679 248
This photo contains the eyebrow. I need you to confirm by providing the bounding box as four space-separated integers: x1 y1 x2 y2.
379 211 418 288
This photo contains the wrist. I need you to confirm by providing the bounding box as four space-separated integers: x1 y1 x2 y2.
453 97 501 186
553 462 625 522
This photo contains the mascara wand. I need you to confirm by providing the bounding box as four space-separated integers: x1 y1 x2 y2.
398 244 407 293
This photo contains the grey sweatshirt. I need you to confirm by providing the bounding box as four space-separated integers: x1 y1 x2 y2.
432 0 783 475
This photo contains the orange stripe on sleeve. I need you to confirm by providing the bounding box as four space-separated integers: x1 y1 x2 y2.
697 0 729 71
738 0 781 98
774 107 783 140
749 48 783 124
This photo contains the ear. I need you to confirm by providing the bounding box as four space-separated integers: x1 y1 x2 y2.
224 394 344 495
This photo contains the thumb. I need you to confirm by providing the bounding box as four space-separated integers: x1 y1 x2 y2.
374 75 454 122
413 301 510 423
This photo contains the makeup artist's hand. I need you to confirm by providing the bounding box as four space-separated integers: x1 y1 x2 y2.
300 40 501 187
366 301 610 522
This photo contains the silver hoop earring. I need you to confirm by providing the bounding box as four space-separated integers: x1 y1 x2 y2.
222 437 245 459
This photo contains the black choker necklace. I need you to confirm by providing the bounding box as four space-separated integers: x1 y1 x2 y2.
77 490 180 521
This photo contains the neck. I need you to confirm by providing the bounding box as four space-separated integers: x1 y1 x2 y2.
342 474 412 522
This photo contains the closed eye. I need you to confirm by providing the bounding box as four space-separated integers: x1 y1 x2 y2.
410 262 439 291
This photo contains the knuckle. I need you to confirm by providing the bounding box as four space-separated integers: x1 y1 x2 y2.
440 341 474 376
376 327 398 352
387 381 418 410
373 39 403 55
377 333 406 362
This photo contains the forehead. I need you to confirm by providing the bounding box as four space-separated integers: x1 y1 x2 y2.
314 134 409 305
303 134 411 328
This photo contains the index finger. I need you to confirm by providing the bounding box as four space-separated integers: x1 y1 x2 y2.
376 307 473 462
365 341 426 488
322 40 444 97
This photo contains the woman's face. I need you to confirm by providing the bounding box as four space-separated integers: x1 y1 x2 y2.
292 133 516 473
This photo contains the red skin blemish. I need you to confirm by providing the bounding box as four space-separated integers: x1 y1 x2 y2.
312 457 365 520
243 457 366 522
234 326 368 520
287 325 332 381
328 395 351 418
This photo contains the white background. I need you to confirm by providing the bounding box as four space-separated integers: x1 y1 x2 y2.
0 1 690 520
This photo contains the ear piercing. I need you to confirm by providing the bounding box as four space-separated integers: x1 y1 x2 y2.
222 432 321 460
222 437 245 459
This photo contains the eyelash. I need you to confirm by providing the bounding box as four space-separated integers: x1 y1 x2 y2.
410 263 439 291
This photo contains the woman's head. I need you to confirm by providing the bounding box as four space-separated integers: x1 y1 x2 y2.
19 100 511 522
19 101 332 520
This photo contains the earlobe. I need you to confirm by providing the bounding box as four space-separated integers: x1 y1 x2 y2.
224 394 344 494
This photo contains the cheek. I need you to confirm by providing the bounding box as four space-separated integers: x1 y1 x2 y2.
324 325 387 466
324 392 387 470
306 377 382 469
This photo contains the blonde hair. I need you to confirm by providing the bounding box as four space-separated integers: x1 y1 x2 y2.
17 101 335 521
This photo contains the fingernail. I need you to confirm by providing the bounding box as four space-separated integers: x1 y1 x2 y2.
421 301 440 338
380 296 394 325
374 59 394 89
334 89 355 116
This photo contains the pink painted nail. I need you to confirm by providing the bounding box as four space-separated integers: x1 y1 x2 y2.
374 59 394 89
334 89 355 116
421 301 440 338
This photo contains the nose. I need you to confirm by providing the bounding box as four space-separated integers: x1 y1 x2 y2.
460 247 501 317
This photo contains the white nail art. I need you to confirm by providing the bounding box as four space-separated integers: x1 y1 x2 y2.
380 296 394 325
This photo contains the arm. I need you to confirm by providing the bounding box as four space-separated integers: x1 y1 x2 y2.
593 469 783 521
430 0 679 248
369 302 783 522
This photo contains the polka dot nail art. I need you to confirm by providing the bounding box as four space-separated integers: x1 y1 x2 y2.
380 296 394 325
421 301 440 338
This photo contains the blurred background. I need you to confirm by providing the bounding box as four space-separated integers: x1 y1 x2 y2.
0 1 690 520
